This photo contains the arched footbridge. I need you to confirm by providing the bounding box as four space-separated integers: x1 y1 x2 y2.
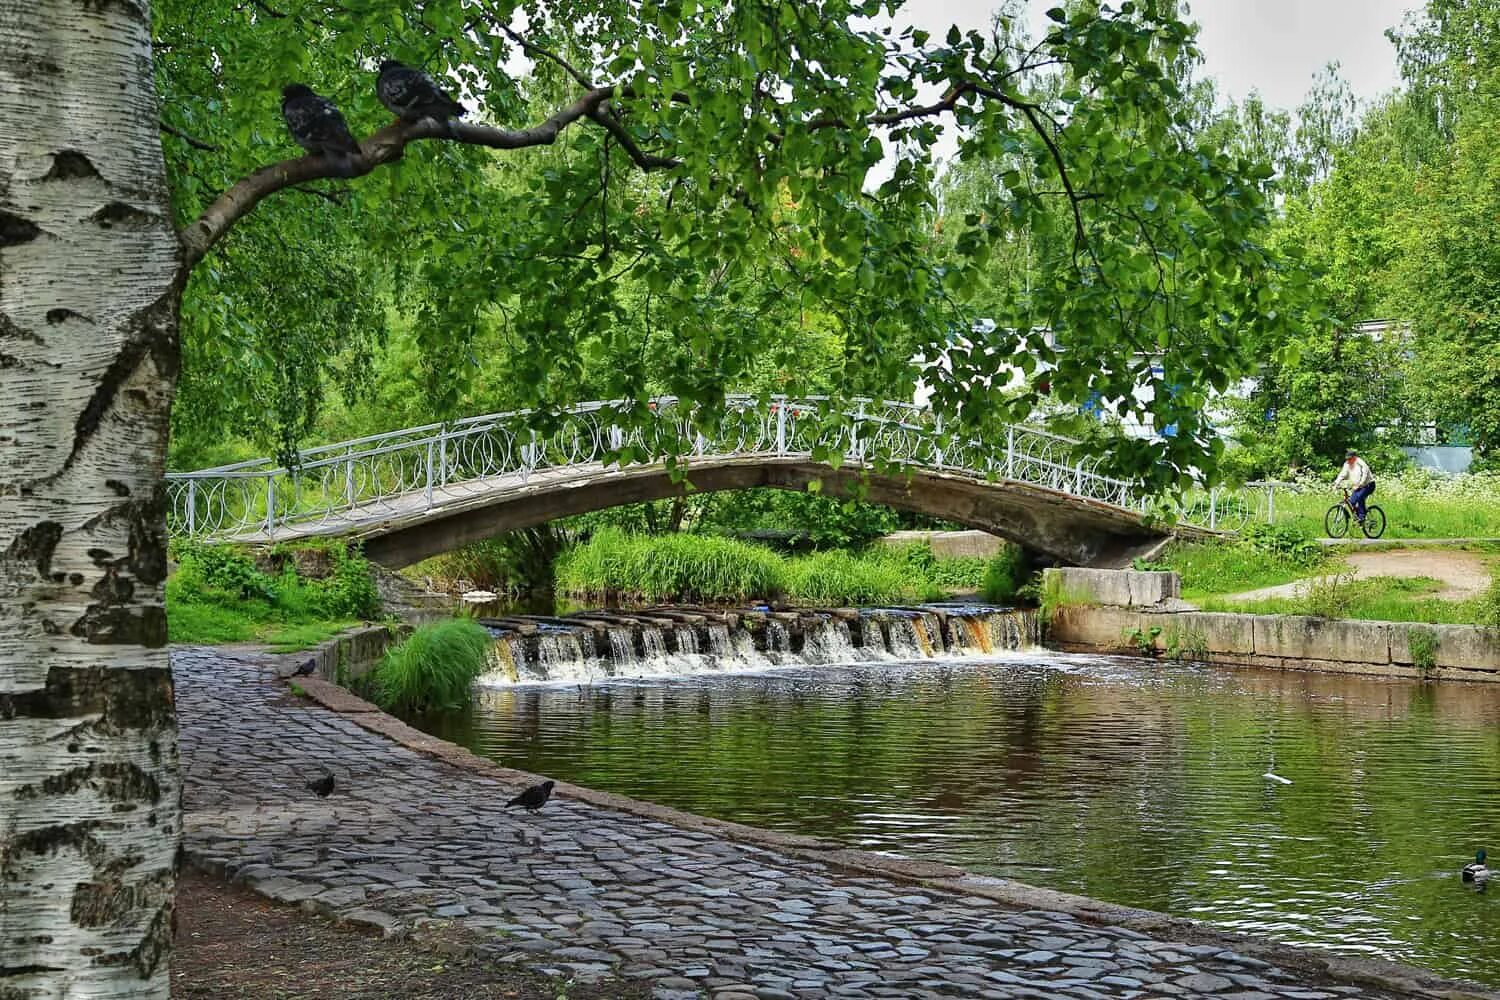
166 397 1249 568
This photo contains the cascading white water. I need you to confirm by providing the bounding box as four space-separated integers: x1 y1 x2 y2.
536 632 595 682
765 620 790 654
477 608 1039 686
884 616 925 659
607 627 637 671
801 618 861 664
641 627 668 661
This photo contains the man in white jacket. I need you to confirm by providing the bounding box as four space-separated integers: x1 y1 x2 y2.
1332 450 1376 522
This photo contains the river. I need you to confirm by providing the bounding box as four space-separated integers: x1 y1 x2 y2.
409 652 1500 984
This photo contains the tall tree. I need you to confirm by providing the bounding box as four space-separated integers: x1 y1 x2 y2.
3 0 1303 992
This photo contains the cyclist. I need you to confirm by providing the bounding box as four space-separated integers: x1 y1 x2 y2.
1332 450 1376 522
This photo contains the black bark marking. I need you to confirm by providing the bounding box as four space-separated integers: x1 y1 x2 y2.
13 761 160 803
44 151 100 181
0 665 174 732
91 567 135 605
2 821 112 868
6 521 63 578
79 0 150 24
105 479 131 496
46 308 91 325
0 209 41 246
2 313 46 345
90 202 160 230
78 491 169 587
0 352 17 369
71 604 167 647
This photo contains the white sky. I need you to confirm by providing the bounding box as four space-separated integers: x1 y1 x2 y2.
902 0 1421 111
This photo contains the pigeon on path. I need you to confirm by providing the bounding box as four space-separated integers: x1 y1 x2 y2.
307 770 335 798
377 61 466 126
281 84 359 174
507 779 555 813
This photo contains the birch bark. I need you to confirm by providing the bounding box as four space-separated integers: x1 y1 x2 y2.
1 1 182 997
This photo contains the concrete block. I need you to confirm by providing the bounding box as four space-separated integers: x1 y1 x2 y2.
1048 606 1147 648
1180 612 1255 655
881 530 1005 559
1390 622 1500 671
1044 568 1180 608
1251 615 1390 664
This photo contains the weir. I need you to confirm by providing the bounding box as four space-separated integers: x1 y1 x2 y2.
477 605 1039 685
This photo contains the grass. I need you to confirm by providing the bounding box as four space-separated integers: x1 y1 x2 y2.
555 530 1022 606
167 539 380 649
781 549 941 605
1160 523 1333 600
367 618 493 714
1201 575 1491 625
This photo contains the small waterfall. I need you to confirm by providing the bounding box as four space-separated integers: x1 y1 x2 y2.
536 630 594 682
765 620 790 654
802 617 860 664
641 627 668 661
607 627 637 672
988 608 1039 651
885 616 926 659
484 638 521 684
476 606 1040 687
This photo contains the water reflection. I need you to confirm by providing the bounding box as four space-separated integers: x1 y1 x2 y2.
412 653 1500 984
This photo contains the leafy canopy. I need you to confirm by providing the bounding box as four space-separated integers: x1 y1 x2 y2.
155 0 1306 489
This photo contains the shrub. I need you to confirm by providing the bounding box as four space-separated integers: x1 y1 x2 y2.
369 618 493 714
167 540 380 647
980 546 1029 603
1239 522 1321 566
1408 626 1438 676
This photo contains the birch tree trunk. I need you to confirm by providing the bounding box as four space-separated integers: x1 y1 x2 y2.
1 1 182 996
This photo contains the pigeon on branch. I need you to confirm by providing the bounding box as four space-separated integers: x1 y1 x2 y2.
281 84 359 175
377 60 466 128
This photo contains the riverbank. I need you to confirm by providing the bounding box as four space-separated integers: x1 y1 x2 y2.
176 645 1496 999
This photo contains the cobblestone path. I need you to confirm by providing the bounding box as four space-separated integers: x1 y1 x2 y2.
177 648 1442 1000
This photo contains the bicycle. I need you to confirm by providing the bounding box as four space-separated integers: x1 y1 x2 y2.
1324 487 1386 539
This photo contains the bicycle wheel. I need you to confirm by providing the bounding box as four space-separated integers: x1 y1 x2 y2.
1362 505 1386 539
1325 503 1351 538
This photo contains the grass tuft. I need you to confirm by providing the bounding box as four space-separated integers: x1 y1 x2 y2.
368 618 493 714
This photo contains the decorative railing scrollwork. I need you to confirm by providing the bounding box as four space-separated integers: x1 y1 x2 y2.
166 396 1263 540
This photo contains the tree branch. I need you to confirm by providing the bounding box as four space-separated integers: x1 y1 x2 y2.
180 87 643 271
160 119 221 151
587 108 680 170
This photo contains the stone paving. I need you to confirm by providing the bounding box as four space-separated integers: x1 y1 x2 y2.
177 648 1443 1000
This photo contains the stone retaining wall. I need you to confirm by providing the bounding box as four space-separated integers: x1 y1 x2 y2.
281 623 408 684
1051 606 1500 682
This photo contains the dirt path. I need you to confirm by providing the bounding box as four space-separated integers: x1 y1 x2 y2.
1226 548 1495 603
174 868 648 999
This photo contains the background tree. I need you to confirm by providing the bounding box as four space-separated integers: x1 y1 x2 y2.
3 0 1304 993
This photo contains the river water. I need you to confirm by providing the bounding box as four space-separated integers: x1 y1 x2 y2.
411 652 1500 984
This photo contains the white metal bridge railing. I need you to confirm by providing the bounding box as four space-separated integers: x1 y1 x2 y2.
164 395 1262 540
